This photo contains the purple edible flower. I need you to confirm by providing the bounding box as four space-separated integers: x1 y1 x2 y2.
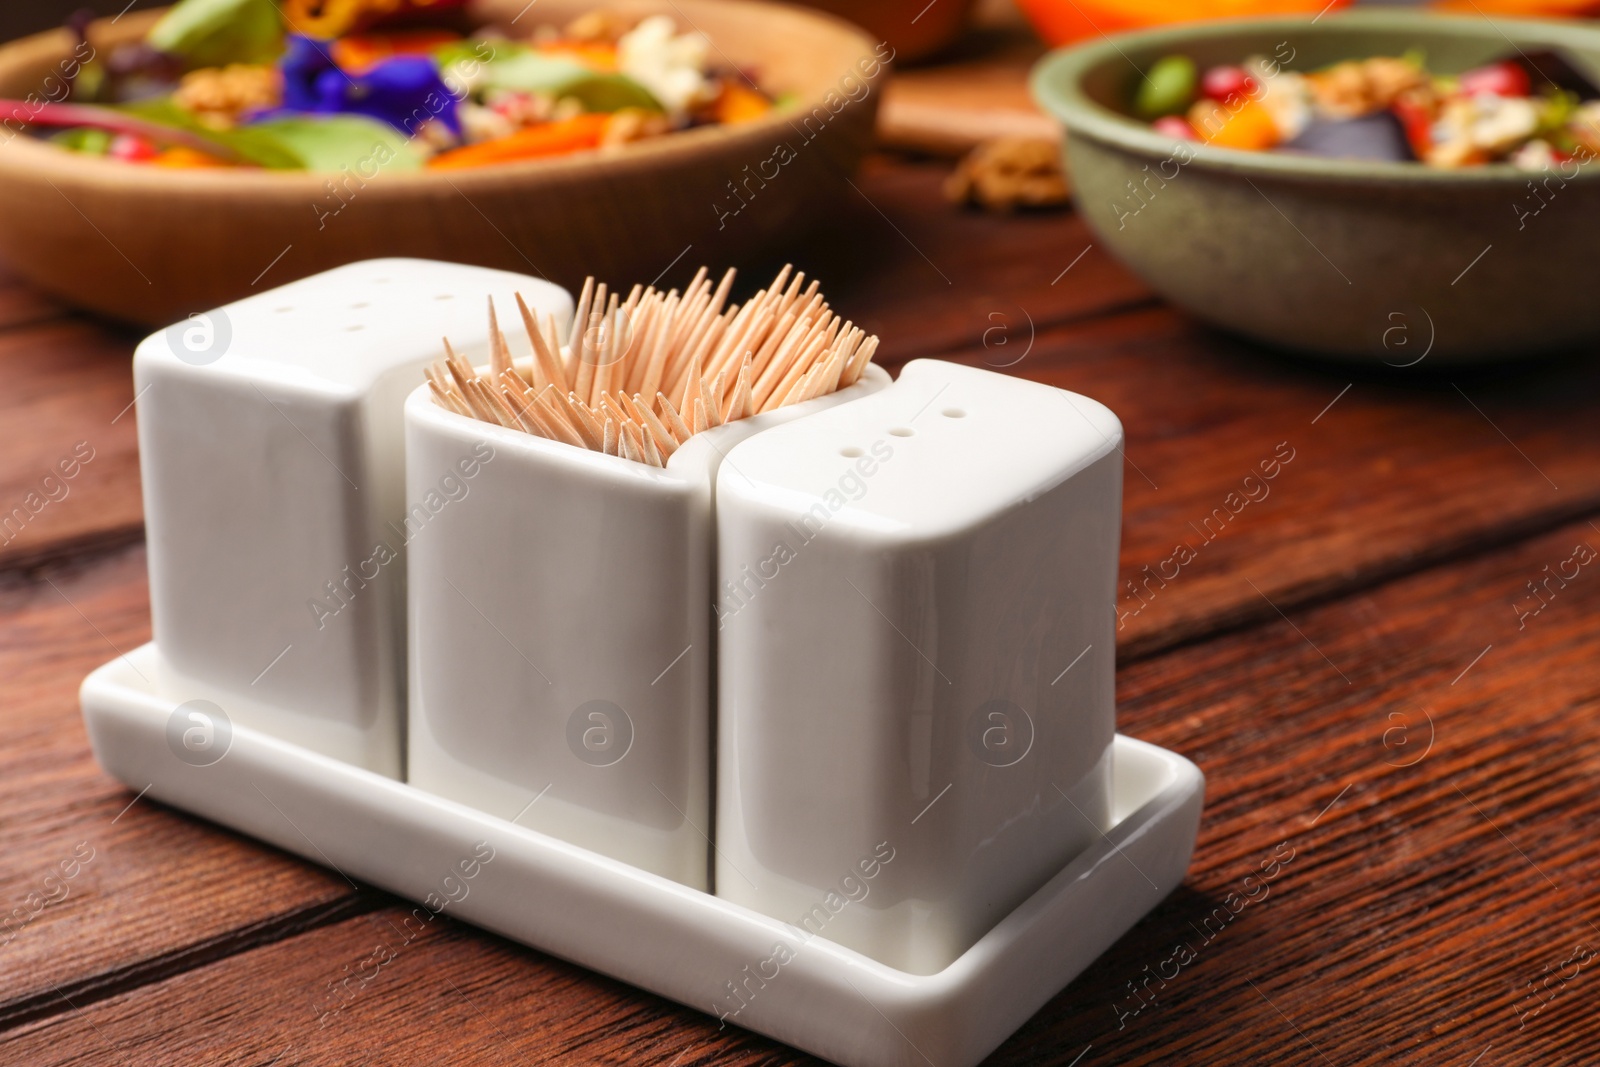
273 34 459 136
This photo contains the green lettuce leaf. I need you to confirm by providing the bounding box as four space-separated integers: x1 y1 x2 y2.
51 127 112 154
118 98 301 166
146 0 283 69
250 115 426 172
465 46 662 112
561 74 661 113
117 99 425 171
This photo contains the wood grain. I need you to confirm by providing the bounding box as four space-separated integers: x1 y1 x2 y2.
0 546 376 1030
947 304 1600 662
0 161 1153 582
6 151 1600 1065
8 517 1600 1065
1038 514 1600 1067
0 318 142 571
759 156 1154 364
0 260 65 331
876 22 1056 156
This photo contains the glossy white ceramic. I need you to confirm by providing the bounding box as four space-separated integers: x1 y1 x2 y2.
404 365 891 888
132 259 572 776
81 644 1203 1067
714 359 1125 974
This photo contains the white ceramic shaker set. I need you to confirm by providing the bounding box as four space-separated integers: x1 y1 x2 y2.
132 258 1124 975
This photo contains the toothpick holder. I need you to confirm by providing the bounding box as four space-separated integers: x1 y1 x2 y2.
713 359 1124 974
133 258 573 776
89 307 1205 1067
404 364 891 888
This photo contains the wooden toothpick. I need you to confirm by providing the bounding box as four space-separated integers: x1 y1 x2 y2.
426 265 879 464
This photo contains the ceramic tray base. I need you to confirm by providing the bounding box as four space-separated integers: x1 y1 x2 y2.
81 644 1204 1067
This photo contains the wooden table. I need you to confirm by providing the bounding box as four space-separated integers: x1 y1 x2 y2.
4 152 1600 1066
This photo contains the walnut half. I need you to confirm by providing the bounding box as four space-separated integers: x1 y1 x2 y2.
945 137 1071 213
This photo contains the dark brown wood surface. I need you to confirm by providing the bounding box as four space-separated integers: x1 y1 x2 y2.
4 152 1600 1066
0 546 374 1031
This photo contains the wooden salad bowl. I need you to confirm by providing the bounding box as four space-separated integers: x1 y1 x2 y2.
0 0 886 326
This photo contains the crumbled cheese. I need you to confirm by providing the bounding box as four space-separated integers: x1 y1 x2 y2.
1510 139 1558 171
1244 58 1312 142
617 15 712 118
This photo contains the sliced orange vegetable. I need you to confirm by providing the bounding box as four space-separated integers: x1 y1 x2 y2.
715 82 772 124
1432 0 1600 12
537 42 620 72
332 30 463 74
283 0 467 39
1188 98 1279 151
149 146 233 168
426 113 610 169
1016 0 1351 47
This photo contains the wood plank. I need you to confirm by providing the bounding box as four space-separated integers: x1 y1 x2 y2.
1018 514 1600 1066
4 154 1598 1058
0 158 1154 577
876 23 1056 157
749 165 1600 669
0 318 142 571
0 545 375 1030
2 165 1597 671
939 304 1600 662
11 211 1599 674
0 261 66 331
7 904 774 1066
742 156 1157 366
8 516 1600 1064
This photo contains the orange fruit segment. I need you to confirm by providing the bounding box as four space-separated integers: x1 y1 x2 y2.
715 82 772 124
1188 98 1280 150
426 113 610 169
149 146 233 168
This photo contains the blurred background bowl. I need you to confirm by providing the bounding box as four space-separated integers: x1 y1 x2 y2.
1032 10 1600 363
797 0 980 62
1015 0 1350 47
0 0 882 326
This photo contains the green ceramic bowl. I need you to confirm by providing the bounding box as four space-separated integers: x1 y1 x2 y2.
1032 11 1600 364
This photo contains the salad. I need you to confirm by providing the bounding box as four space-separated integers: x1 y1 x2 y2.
8 0 777 172
1132 47 1600 168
